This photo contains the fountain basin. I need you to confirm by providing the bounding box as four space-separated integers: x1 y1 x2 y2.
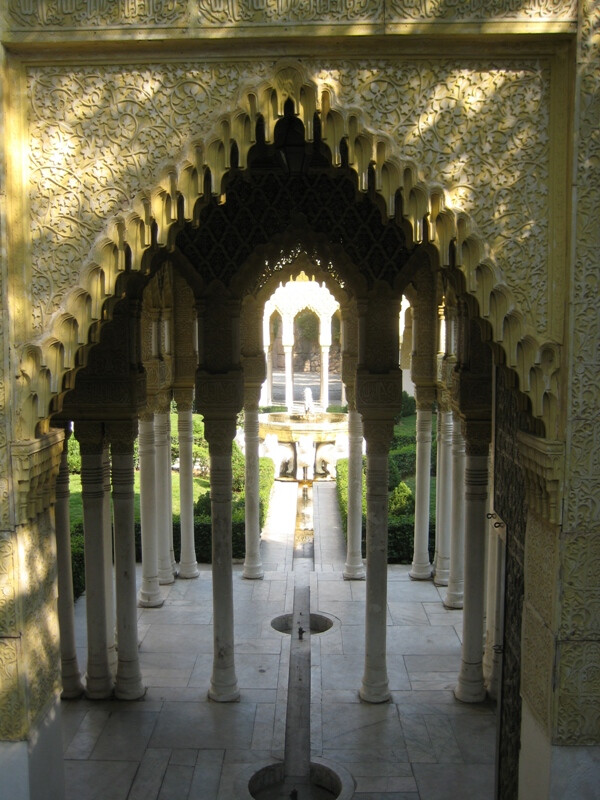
260 412 348 480
241 758 356 799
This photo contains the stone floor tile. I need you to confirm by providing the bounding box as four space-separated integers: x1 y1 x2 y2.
423 716 463 763
451 713 497 764
386 625 461 655
188 750 224 800
157 764 194 799
61 703 91 756
127 748 171 800
412 762 495 799
140 623 213 654
388 602 430 626
64 708 111 760
149 701 257 750
64 759 138 800
251 702 276 750
321 702 404 752
170 748 198 766
90 709 159 761
140 651 197 688
398 715 436 764
355 775 419 793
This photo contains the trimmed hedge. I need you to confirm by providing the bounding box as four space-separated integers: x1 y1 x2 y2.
70 456 275 599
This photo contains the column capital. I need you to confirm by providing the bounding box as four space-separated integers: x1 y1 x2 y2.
415 385 436 410
155 389 172 415
461 418 492 457
355 368 402 422
517 432 564 525
106 420 138 454
173 387 194 412
362 418 395 454
73 421 105 454
195 369 244 419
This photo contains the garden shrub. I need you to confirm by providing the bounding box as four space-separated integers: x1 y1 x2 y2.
389 481 415 515
390 446 416 479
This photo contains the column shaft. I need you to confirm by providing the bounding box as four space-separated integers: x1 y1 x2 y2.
320 345 330 409
111 444 145 700
434 410 453 586
178 404 199 578
344 409 365 580
410 405 433 579
207 422 240 701
54 435 84 698
137 416 163 606
445 417 465 608
154 411 175 584
284 345 294 411
359 420 393 703
243 403 264 579
455 451 488 703
102 446 117 676
81 449 113 698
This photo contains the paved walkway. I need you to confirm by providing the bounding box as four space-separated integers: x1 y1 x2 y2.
61 481 496 800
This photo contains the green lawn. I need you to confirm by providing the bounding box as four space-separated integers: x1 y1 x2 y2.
69 472 209 527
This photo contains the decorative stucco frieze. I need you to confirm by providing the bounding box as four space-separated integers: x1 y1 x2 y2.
6 0 577 29
0 534 17 636
556 641 600 744
0 639 26 740
26 58 551 340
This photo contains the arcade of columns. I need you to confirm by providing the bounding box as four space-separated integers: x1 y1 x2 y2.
50 248 504 713
2 5 599 795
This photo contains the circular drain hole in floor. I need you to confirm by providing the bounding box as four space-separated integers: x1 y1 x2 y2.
249 761 347 799
271 612 333 635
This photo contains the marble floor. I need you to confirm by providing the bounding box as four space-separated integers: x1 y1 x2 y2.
61 481 497 800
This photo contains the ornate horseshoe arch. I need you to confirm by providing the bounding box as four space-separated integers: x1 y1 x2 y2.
17 61 559 439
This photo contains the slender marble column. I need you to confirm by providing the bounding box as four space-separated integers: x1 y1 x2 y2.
166 412 176 575
284 345 294 411
410 390 433 580
343 408 365 580
359 417 394 703
445 414 466 608
455 441 489 703
137 413 163 607
109 423 145 700
320 345 330 409
263 346 273 406
154 409 175 584
205 416 240 701
54 427 84 698
77 423 113 699
243 387 264 580
176 392 199 579
102 445 117 675
484 512 505 700
434 409 453 586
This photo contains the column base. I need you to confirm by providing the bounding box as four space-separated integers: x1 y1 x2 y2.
84 674 113 700
60 659 85 699
115 673 146 701
343 564 366 580
137 588 164 608
242 564 264 580
359 683 391 704
443 589 463 609
208 684 241 703
158 570 175 585
433 570 449 587
454 661 486 703
409 563 432 580
178 562 200 579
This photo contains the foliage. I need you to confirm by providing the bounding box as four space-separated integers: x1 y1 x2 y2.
326 404 348 414
389 446 417 480
389 481 415 515
259 405 287 413
231 440 246 492
67 434 82 474
70 527 86 599
400 390 416 418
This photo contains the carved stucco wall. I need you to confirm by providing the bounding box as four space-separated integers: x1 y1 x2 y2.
6 0 577 28
27 58 553 337
555 0 600 746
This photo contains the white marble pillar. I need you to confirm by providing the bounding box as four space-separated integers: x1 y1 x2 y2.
263 345 273 406
167 412 176 575
77 423 113 699
455 437 489 703
320 345 330 409
243 387 264 580
176 391 200 579
137 413 163 606
445 414 465 608
102 444 117 675
359 417 394 703
410 389 433 580
205 416 240 701
54 427 84 698
284 345 294 411
343 408 365 580
483 513 505 700
109 422 145 700
155 408 175 584
434 408 453 586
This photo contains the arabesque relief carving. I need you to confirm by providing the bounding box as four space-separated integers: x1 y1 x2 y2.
27 59 550 335
7 0 577 28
